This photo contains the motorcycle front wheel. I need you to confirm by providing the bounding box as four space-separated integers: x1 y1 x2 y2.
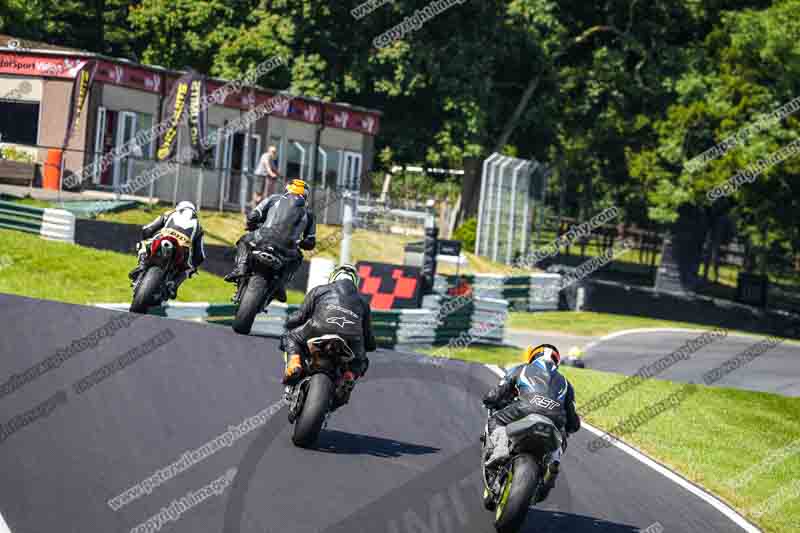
292 373 333 449
130 266 165 314
494 454 540 533
232 275 269 334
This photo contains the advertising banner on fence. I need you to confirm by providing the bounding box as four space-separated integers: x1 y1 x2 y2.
62 59 98 149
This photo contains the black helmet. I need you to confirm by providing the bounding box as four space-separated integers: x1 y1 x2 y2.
328 264 359 286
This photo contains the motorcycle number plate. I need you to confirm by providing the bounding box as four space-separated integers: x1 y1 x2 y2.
161 228 191 247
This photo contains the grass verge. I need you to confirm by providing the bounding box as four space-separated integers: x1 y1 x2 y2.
0 228 303 305
508 311 717 337
422 344 799 533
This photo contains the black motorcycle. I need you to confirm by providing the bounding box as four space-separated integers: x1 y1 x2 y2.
285 335 356 448
130 232 188 314
231 239 297 334
481 410 565 533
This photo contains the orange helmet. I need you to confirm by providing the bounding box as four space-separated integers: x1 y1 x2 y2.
524 344 560 366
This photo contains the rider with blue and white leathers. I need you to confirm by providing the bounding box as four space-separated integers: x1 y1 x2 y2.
280 265 376 403
483 344 580 502
128 201 206 299
224 179 316 302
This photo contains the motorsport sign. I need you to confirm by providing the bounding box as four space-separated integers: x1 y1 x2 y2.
62 60 98 150
157 70 207 162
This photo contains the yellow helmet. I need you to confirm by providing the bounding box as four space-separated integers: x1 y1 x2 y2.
286 179 308 199
524 343 561 366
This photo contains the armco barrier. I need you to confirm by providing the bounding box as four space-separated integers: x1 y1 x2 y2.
0 200 75 243
434 273 562 311
95 295 510 349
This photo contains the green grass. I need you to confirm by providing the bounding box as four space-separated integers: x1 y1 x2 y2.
424 343 799 533
0 228 303 305
508 311 713 337
562 366 800 533
421 344 527 366
508 311 800 345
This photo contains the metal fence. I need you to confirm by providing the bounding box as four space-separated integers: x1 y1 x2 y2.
475 152 547 264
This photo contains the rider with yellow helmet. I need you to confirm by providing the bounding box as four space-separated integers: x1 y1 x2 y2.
225 179 316 303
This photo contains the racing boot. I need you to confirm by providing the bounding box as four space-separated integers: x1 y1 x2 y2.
333 370 357 409
536 460 560 503
485 427 510 467
167 271 190 300
282 353 303 385
128 251 147 282
224 241 249 283
274 285 288 303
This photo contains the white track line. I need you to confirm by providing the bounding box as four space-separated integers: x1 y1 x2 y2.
580 327 798 355
484 364 761 533
0 511 11 533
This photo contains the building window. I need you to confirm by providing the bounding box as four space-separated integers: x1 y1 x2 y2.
287 140 311 181
134 112 154 158
0 100 39 146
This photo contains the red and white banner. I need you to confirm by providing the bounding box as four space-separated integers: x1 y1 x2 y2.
95 61 162 94
325 106 380 135
0 54 87 79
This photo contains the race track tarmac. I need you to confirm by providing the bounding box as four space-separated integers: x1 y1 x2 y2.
583 329 800 396
0 294 756 532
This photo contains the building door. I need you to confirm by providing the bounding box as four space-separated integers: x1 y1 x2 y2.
113 111 137 189
92 107 107 185
224 132 246 206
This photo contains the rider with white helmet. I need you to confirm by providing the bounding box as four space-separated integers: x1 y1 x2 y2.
128 200 206 299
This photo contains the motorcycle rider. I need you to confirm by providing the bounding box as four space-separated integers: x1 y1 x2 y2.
128 200 206 299
224 179 316 303
483 344 580 503
280 264 375 406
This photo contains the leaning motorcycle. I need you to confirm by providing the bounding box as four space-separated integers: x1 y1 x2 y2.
481 409 564 533
285 335 356 448
129 229 188 314
231 239 296 335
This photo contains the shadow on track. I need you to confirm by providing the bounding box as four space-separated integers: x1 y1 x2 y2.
316 430 440 458
522 509 641 532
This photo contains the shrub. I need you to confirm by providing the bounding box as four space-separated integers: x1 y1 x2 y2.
1 146 35 164
453 217 477 252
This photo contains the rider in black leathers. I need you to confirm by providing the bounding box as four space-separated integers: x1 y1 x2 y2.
281 264 376 405
224 179 316 302
483 344 580 503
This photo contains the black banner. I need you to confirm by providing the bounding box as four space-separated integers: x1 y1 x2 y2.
157 71 193 161
438 240 462 257
422 226 439 294
62 60 97 149
187 74 208 163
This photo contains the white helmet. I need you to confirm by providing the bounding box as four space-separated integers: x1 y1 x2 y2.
175 201 197 217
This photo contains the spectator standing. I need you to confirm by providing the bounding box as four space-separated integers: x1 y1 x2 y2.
253 145 282 206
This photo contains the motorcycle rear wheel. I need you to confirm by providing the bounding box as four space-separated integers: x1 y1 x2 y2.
292 373 333 449
232 275 269 334
494 454 539 533
130 266 165 314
